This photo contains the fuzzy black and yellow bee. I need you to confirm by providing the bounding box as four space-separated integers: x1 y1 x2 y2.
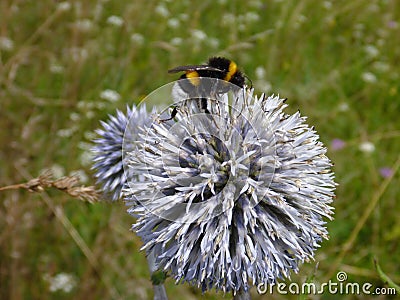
162 57 250 121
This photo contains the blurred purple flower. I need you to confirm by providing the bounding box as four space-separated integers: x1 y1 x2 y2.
331 138 346 151
379 167 393 178
387 20 398 29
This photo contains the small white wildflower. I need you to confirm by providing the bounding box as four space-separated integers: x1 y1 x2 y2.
359 141 375 153
364 45 379 58
69 112 80 121
255 79 272 93
221 13 236 27
22 212 34 229
79 141 92 151
293 14 307 29
338 102 349 112
93 2 103 20
70 170 88 183
80 149 93 167
238 23 246 31
84 130 97 140
57 128 76 138
86 110 95 119
77 101 96 110
377 38 385 47
74 19 94 32
353 23 364 39
100 89 121 102
130 33 144 45
354 23 365 31
248 0 263 9
74 1 82 15
77 101 86 109
69 47 88 62
155 4 170 17
10 4 19 12
50 164 65 178
170 37 183 46
255 66 266 79
45 273 76 293
191 29 207 41
361 72 377 83
323 1 332 9
367 3 379 12
49 63 64 74
297 14 307 24
372 61 390 73
245 12 260 22
10 250 20 259
95 102 106 110
167 18 180 29
179 13 188 21
0 36 14 51
57 2 71 12
275 19 284 29
207 37 220 48
107 15 124 27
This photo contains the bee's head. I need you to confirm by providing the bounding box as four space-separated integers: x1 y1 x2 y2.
208 57 245 88
230 71 245 88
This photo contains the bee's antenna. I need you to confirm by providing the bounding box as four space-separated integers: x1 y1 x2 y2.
244 74 253 89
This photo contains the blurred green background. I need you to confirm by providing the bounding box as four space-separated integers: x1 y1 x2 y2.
1 0 399 299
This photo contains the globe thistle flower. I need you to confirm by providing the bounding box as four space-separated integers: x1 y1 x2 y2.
92 104 168 300
92 104 151 201
123 82 336 294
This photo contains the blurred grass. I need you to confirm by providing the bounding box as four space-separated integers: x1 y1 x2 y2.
1 0 399 299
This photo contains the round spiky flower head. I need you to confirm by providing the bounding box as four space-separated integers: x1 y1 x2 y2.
123 79 336 293
92 104 151 201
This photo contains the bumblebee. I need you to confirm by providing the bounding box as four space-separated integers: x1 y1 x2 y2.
168 56 246 89
162 57 249 121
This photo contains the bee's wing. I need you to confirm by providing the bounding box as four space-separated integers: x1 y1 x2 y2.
168 65 223 73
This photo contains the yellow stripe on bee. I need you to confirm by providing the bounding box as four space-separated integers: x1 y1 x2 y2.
186 71 200 86
224 61 237 82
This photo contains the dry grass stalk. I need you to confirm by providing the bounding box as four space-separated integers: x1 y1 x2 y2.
0 169 99 203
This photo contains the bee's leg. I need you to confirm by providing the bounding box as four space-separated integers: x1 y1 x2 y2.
200 98 210 114
200 97 220 128
160 106 178 122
